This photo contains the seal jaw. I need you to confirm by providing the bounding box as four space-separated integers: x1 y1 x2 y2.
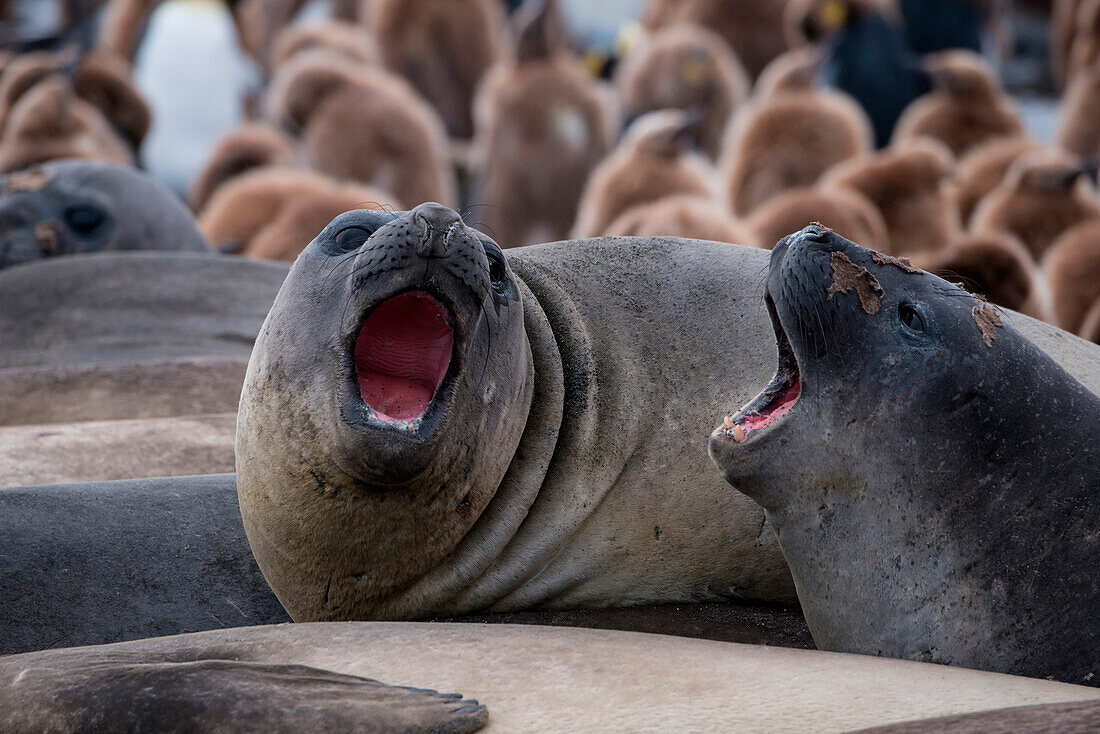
716 291 801 445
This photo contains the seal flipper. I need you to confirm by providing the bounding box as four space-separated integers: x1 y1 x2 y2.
0 659 487 733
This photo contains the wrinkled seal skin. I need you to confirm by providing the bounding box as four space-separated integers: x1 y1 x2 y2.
0 161 210 269
710 225 1100 686
237 203 795 622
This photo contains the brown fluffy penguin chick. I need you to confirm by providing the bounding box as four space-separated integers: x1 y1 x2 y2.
1066 0 1100 81
643 0 789 79
784 0 898 47
747 185 890 251
1077 297 1100 342
571 109 720 238
603 194 759 245
615 24 750 160
753 46 824 100
953 135 1042 226
471 2 617 248
912 232 1049 320
264 51 456 207
1042 220 1100 333
970 148 1100 260
232 0 311 66
722 90 873 218
892 50 1024 157
1053 0 1086 87
1057 58 1100 158
364 0 504 140
198 167 400 262
271 21 380 71
824 139 960 256
97 0 159 60
189 123 301 211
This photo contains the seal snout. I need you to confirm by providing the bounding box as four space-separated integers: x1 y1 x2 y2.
411 202 466 258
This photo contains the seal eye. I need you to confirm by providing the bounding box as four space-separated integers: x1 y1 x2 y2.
899 303 925 332
486 248 507 293
335 226 372 251
63 205 105 236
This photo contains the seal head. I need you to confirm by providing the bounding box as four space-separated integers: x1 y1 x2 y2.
709 225 1100 685
237 203 533 620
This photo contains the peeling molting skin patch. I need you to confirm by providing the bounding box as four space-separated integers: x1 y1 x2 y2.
3 167 51 194
871 251 922 274
35 221 60 254
973 302 1004 347
826 251 884 314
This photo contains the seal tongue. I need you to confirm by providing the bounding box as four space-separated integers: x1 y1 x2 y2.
355 292 454 424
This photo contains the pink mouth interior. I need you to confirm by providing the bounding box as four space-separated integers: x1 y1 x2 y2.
738 376 801 432
354 291 454 423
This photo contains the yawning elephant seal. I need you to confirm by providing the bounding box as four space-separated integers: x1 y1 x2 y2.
710 225 1100 686
237 202 796 621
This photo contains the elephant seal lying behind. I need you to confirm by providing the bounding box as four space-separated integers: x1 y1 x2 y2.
0 414 235 487
0 161 209 269
0 252 288 369
710 225 1100 686
237 203 796 621
1 623 1097 733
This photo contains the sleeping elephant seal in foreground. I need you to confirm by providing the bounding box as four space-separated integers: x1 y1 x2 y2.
237 202 797 621
0 161 209 269
2 623 1099 733
710 225 1100 686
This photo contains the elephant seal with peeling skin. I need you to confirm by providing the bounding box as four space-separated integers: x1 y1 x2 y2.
0 161 210 269
238 202 798 621
2 623 1099 733
710 225 1100 686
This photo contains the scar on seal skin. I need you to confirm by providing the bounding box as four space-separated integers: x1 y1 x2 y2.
827 251 883 313
2 167 50 194
870 251 921 273
973 302 1004 347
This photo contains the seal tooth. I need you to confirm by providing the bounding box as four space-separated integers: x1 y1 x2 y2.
732 425 747 443
723 415 736 429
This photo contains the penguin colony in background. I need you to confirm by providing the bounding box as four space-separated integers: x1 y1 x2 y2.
5 0 1100 342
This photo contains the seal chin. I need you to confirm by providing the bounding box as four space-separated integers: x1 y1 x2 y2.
715 290 802 445
352 289 456 433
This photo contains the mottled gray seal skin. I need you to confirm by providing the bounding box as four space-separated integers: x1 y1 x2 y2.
709 225 1100 686
238 203 795 622
0 251 288 369
0 161 210 269
0 474 290 656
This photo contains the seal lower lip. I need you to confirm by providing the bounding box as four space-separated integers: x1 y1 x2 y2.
720 292 801 443
354 291 454 424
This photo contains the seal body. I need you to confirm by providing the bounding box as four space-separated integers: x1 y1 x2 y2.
237 203 794 622
1 622 1098 733
710 226 1100 686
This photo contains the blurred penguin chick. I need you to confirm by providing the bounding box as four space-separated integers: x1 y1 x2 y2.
364 0 505 139
615 24 750 160
603 194 759 246
824 138 959 255
470 0 616 247
264 50 456 207
747 185 890 251
911 231 1050 320
571 109 720 238
722 89 873 218
198 167 400 262
1058 57 1100 158
189 123 301 211
642 0 789 79
271 20 381 71
970 148 1100 260
892 50 1024 157
1043 219 1100 333
953 135 1041 226
0 51 150 173
753 46 824 100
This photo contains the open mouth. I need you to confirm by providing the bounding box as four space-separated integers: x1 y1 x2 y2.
719 291 801 444
354 291 454 427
